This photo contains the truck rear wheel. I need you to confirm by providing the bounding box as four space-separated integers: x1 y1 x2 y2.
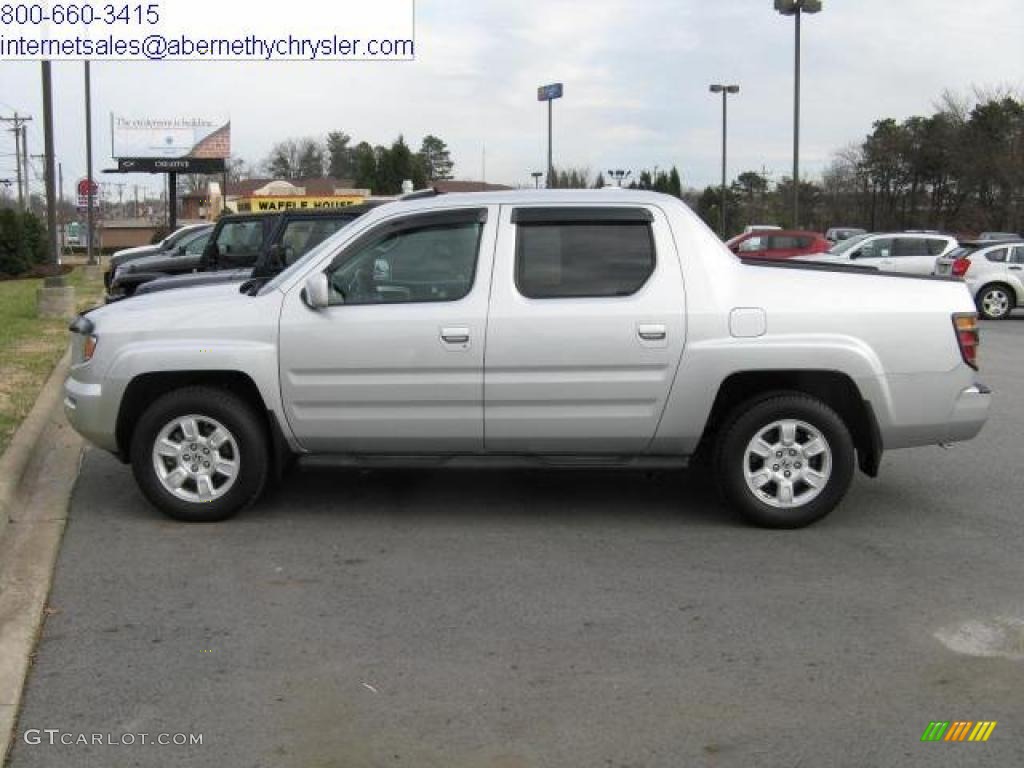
130 386 268 522
713 393 855 528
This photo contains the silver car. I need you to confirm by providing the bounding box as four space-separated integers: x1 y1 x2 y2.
934 240 1024 320
798 232 957 275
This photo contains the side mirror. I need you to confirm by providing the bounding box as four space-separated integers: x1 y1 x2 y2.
303 273 330 310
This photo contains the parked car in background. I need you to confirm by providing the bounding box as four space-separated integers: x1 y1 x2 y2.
725 230 831 260
105 223 213 289
825 227 867 243
934 240 1024 320
108 205 379 300
977 232 1020 242
66 190 989 529
798 232 957 275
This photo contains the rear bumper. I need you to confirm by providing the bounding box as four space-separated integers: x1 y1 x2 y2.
946 382 991 443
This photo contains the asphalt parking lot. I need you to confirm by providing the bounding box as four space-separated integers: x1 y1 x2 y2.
8 316 1024 768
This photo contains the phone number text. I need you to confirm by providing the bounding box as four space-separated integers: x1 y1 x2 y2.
1 3 160 26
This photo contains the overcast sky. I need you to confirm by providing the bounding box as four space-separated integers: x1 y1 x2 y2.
1 0 1022 199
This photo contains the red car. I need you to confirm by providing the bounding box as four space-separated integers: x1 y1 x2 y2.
725 230 831 259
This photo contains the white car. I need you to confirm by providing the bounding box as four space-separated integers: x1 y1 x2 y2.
798 232 957 275
934 240 1024 320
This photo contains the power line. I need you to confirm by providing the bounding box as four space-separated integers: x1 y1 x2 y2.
0 113 33 210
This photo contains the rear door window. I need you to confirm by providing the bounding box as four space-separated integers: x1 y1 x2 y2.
515 214 655 299
1010 246 1024 264
893 238 929 257
926 238 951 256
768 236 799 250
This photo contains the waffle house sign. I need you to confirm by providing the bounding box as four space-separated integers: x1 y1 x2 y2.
237 196 366 212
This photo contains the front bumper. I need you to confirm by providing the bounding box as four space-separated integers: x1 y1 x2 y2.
64 374 119 453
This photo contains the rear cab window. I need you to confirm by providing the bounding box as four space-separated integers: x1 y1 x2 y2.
512 207 656 299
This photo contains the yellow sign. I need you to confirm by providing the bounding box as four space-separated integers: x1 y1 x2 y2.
236 196 366 213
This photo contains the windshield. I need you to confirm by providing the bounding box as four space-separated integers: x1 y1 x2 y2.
829 232 871 254
162 226 201 249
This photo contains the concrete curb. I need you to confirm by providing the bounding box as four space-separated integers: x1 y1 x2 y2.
0 350 71 543
0 349 82 765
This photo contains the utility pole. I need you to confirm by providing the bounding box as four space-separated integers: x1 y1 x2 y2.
21 125 30 207
1 113 32 210
41 61 59 264
58 162 65 253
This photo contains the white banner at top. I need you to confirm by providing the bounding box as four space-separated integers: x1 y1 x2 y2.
0 0 416 61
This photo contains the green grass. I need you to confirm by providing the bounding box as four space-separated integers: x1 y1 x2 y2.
0 266 105 454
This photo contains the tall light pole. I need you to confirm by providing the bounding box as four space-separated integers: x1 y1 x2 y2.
774 0 822 229
537 83 563 187
84 61 97 265
709 84 739 238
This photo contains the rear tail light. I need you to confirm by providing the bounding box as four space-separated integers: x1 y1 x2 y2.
951 257 971 277
953 313 979 370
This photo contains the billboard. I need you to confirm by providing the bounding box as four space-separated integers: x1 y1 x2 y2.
112 115 231 161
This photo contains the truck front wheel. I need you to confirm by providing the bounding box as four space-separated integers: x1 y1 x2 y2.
713 393 855 528
130 386 269 522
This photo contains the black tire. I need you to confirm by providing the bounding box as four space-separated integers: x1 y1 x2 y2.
713 393 855 529
976 284 1014 321
130 386 268 522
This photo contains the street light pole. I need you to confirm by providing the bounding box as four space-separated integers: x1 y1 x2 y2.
84 61 96 265
793 6 801 228
537 83 564 188
709 84 739 238
774 0 822 229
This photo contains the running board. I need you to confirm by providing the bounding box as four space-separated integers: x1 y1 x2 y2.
299 454 689 470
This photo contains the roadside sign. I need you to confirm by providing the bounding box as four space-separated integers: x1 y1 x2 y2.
537 83 564 101
76 178 99 210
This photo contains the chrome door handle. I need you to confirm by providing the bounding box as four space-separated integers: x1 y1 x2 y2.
441 327 470 344
638 324 667 341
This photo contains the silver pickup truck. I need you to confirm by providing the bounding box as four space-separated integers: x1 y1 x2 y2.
64 191 990 528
